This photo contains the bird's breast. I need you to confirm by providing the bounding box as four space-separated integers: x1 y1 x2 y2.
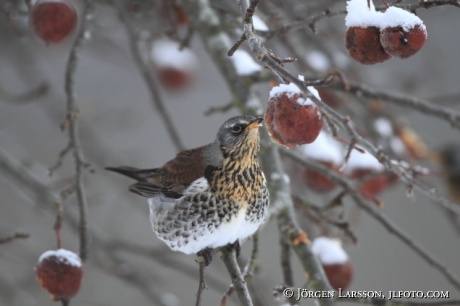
211 159 265 206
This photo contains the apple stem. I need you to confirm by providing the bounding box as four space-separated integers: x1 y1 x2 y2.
379 0 390 9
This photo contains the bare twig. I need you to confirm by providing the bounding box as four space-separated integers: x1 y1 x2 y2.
63 0 97 262
204 102 234 116
280 238 294 287
114 1 185 152
54 202 64 249
0 82 49 103
264 9 347 38
220 247 253 306
195 257 206 306
395 0 460 10
48 143 72 176
221 233 259 305
0 232 30 244
331 82 460 130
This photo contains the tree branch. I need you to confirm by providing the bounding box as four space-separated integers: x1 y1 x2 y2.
220 247 253 306
63 0 97 262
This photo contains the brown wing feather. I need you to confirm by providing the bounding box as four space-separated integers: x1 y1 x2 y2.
147 145 207 192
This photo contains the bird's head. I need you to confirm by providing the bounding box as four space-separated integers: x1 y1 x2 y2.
215 115 263 159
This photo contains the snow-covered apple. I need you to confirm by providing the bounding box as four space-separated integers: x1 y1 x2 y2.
151 39 198 90
379 7 427 58
31 0 76 44
345 149 387 199
299 131 343 192
265 80 323 149
344 0 390 65
312 237 353 291
35 249 83 301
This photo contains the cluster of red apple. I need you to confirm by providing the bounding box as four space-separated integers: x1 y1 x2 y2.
35 249 83 301
345 0 427 65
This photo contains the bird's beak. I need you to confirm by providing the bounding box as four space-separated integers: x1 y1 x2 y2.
245 118 264 131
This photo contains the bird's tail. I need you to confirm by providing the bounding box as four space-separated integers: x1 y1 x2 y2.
105 166 157 182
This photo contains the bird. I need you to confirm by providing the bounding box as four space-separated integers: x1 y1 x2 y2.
106 115 269 264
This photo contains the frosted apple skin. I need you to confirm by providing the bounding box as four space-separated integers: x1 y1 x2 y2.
265 92 323 149
380 25 427 59
345 26 391 65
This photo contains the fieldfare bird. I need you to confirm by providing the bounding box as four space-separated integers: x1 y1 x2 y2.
106 115 269 264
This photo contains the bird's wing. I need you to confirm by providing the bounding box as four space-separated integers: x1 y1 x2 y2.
158 145 208 192
105 145 209 198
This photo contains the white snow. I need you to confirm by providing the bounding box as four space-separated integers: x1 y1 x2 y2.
253 15 268 31
379 7 425 31
151 39 198 72
346 0 425 31
269 76 321 106
306 50 331 72
299 131 343 166
231 50 262 75
344 148 384 173
312 237 348 265
374 117 393 137
345 0 382 28
38 249 82 267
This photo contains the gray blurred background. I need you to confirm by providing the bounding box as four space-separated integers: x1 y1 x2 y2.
1 0 460 305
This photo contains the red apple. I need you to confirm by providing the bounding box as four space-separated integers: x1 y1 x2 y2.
265 84 323 149
303 161 337 192
312 237 353 291
31 0 76 43
35 249 83 301
350 169 388 200
345 26 391 65
157 67 190 89
380 25 426 58
151 39 198 90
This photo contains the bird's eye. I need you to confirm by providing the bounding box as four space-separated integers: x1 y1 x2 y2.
230 124 243 134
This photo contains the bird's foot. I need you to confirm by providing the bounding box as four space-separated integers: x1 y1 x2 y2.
197 248 213 266
226 240 241 258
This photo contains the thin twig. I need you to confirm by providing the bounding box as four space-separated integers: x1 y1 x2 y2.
0 232 30 244
220 247 254 306
63 0 96 263
280 238 294 287
114 1 185 152
204 102 234 116
195 257 206 306
221 233 259 305
54 202 64 249
331 82 460 130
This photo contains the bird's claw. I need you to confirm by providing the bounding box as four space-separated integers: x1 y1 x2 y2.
197 248 213 266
